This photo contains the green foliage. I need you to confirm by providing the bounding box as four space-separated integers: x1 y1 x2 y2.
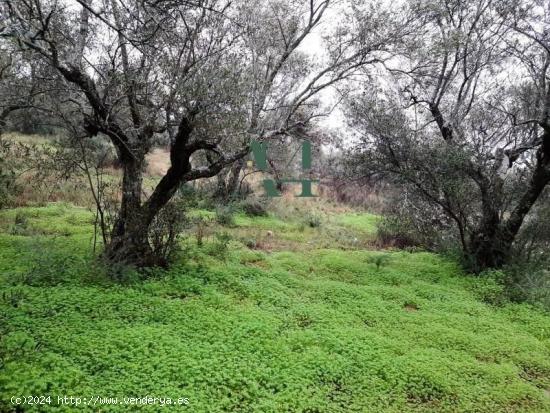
240 198 269 217
335 213 379 234
473 270 507 306
21 248 85 286
503 262 550 310
0 139 18 209
241 236 258 249
303 212 322 228
206 231 232 260
148 197 190 264
192 215 210 247
376 215 427 249
215 205 236 227
10 211 29 235
1 205 550 412
366 253 392 270
177 182 211 209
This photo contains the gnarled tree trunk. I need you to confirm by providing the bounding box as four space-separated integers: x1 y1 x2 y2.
469 137 550 271
103 153 159 267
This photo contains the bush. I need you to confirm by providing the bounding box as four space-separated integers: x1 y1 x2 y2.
375 188 457 251
474 270 507 306
207 232 232 260
240 199 268 217
10 212 29 236
376 217 423 249
215 205 235 227
148 198 190 265
19 241 90 286
366 253 391 270
177 182 206 209
503 262 550 310
303 212 322 228
99 261 142 284
0 140 18 209
241 237 258 249
193 216 210 247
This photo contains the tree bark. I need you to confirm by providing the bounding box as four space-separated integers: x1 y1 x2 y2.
225 158 245 198
102 152 159 266
468 230 509 271
468 133 550 272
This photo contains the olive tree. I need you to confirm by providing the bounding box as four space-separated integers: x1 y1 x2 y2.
0 40 50 136
1 0 385 267
347 0 550 271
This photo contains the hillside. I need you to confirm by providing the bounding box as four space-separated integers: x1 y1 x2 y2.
1 202 550 412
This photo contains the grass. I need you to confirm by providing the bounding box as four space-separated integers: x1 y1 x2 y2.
333 212 380 235
1 204 550 412
2 132 53 146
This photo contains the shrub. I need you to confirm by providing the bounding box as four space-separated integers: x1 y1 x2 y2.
303 212 322 228
177 182 204 209
207 232 232 260
474 270 507 306
0 140 18 209
503 199 550 309
503 262 550 310
193 216 210 247
100 261 143 284
376 216 425 249
366 253 391 270
148 198 190 265
240 199 268 217
375 188 457 252
10 212 29 235
19 241 90 286
215 205 235 227
242 237 258 249
0 288 26 309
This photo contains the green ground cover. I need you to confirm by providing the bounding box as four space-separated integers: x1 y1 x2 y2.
1 204 549 412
